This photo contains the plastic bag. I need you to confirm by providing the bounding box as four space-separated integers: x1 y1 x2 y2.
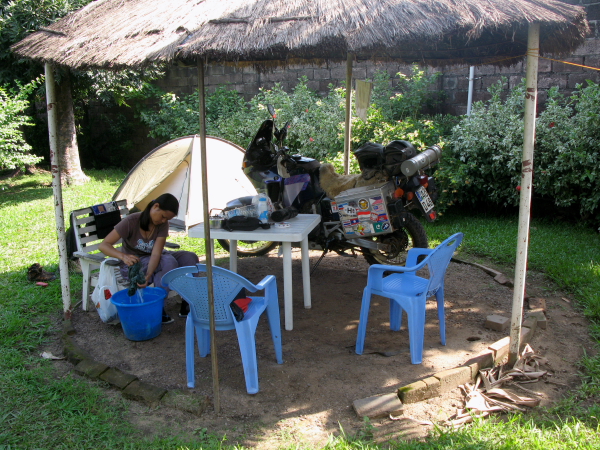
91 259 120 323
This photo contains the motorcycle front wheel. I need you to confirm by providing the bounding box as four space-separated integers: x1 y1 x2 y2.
363 213 428 266
217 239 278 257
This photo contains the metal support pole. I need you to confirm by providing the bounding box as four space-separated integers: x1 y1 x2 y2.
343 53 353 175
197 59 220 412
466 66 475 116
45 63 72 319
508 23 539 365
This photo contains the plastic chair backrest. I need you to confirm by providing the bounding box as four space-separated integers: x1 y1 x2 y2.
165 264 255 328
424 233 463 297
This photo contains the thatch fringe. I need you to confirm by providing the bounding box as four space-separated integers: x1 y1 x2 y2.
11 0 589 70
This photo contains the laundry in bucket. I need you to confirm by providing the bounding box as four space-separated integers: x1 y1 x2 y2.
127 262 146 296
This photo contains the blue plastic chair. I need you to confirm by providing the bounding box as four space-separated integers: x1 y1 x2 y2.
162 264 283 394
355 233 464 364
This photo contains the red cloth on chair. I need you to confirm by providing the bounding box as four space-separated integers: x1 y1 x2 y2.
233 297 252 312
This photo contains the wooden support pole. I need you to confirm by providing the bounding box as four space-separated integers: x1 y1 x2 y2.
508 23 539 365
45 63 72 319
197 59 220 412
343 53 353 175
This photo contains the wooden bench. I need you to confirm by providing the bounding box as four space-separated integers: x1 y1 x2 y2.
71 199 179 310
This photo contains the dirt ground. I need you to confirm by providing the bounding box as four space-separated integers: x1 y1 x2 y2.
61 248 595 448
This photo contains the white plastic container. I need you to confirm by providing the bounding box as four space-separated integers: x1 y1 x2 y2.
253 193 270 222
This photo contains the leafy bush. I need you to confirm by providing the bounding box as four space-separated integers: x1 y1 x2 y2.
247 79 346 160
139 78 348 160
352 66 453 161
371 64 443 121
434 79 525 209
0 80 43 170
436 78 600 225
138 71 455 191
535 84 600 222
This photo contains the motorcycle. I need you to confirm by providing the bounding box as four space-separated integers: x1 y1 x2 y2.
218 105 441 267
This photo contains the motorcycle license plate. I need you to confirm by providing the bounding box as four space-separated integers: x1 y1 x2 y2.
415 186 434 213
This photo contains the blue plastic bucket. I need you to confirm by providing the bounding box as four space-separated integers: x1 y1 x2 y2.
111 287 166 341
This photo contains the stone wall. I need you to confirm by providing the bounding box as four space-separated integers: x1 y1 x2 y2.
155 0 600 117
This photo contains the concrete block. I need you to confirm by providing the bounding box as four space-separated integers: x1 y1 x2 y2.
161 390 211 416
398 380 428 404
520 325 533 348
353 393 404 419
494 273 514 287
99 367 137 389
122 380 167 406
61 335 93 365
421 376 441 397
463 350 495 377
485 314 510 332
488 336 510 363
73 359 109 379
434 366 472 394
522 315 538 335
553 57 584 73
526 310 546 330
527 297 547 311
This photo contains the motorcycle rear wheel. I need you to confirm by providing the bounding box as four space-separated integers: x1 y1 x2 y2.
363 213 428 266
217 239 278 256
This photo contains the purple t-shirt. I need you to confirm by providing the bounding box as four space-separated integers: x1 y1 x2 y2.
113 212 169 257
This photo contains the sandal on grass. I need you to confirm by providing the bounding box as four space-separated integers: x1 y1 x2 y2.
27 263 57 282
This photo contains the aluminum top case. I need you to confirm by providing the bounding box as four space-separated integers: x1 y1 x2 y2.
333 181 395 237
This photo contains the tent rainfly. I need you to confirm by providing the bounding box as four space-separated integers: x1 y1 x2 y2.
113 135 257 229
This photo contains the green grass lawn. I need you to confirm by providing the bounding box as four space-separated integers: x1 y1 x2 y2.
0 170 599 449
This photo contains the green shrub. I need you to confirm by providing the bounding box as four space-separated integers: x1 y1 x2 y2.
247 79 346 160
138 71 453 187
139 78 348 160
436 78 600 226
535 83 600 222
371 64 443 121
435 79 525 210
0 80 43 170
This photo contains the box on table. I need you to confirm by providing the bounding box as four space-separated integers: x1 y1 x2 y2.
334 182 395 237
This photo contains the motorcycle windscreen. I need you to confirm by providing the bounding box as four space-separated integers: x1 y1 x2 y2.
283 174 311 207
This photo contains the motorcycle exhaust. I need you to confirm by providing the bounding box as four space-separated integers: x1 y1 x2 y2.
400 145 442 177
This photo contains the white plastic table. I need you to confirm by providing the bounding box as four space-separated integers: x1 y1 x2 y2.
188 214 321 330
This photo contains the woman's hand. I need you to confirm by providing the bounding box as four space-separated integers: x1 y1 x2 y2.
120 254 139 266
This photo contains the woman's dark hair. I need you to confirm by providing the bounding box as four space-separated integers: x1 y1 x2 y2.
140 193 179 230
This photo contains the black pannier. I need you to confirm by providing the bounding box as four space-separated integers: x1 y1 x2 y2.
383 140 417 176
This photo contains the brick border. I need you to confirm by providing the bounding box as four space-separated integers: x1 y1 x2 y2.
353 260 544 418
61 319 210 415
398 315 537 404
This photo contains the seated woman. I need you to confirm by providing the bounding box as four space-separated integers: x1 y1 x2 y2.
99 193 198 323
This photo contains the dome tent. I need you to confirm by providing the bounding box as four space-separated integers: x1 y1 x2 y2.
113 135 256 229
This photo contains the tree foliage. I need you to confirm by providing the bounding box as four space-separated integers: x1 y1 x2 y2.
0 79 43 170
0 0 91 86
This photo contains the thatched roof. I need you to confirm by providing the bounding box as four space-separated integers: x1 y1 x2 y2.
12 0 588 70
